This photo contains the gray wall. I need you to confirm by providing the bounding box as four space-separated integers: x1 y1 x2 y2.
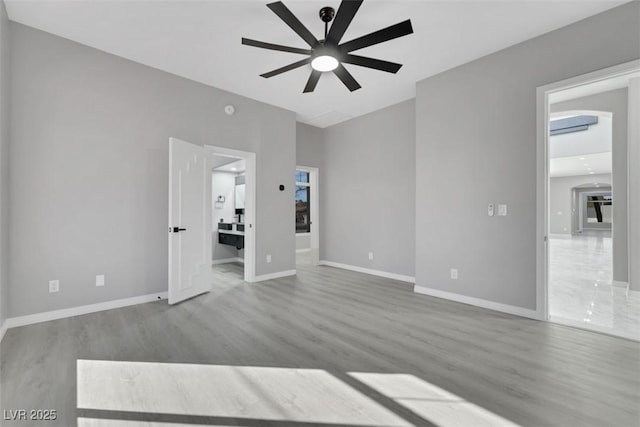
296 234 311 251
296 123 324 170
551 89 628 282
321 99 416 277
415 2 640 309
549 174 611 233
0 1 9 327
9 23 296 317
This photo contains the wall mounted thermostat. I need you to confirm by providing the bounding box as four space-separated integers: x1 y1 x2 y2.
488 203 495 217
224 105 235 116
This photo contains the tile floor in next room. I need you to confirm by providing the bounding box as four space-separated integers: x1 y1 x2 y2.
549 231 640 340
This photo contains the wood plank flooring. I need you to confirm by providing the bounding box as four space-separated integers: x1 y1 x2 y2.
1 262 639 426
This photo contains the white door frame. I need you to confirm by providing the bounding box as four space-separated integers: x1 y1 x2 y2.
535 59 640 321
296 165 320 265
208 145 257 283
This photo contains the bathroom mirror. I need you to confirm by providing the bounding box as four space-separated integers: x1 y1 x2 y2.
235 184 245 209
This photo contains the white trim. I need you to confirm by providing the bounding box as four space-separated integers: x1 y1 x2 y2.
296 248 312 254
0 319 7 343
550 316 639 342
3 292 168 330
253 270 297 282
414 285 540 320
612 280 629 289
212 257 244 265
320 260 415 284
536 60 640 323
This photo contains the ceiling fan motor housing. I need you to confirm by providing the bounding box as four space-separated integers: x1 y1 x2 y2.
319 7 335 24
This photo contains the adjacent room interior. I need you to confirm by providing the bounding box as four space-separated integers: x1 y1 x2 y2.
546 73 640 339
0 1 638 426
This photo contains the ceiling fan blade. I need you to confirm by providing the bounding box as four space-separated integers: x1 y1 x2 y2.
339 19 413 53
260 58 311 78
333 64 361 92
341 54 403 73
326 0 363 46
267 1 320 48
242 38 311 55
303 70 322 93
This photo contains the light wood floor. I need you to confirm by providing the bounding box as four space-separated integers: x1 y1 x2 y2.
1 262 639 426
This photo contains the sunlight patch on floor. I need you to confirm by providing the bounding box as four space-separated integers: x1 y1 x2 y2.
348 372 521 427
78 420 227 427
77 360 412 426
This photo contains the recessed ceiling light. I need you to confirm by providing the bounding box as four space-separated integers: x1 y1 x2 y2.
579 157 586 160
231 167 237 171
583 163 589 166
589 171 595 174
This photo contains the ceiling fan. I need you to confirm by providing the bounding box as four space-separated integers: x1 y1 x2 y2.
242 0 413 93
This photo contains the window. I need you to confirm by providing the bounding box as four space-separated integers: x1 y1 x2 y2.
296 170 310 233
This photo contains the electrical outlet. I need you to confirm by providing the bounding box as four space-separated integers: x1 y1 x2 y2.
96 275 105 287
266 254 272 263
450 269 458 280
368 252 374 260
49 280 59 293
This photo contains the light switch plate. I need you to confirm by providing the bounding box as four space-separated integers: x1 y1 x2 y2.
498 204 508 216
49 280 59 293
96 275 105 287
488 204 495 217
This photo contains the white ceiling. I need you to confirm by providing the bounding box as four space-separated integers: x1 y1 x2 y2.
5 0 629 127
216 158 246 173
212 155 246 173
549 110 612 177
550 152 611 178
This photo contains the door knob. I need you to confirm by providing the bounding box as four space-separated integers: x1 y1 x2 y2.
172 227 187 233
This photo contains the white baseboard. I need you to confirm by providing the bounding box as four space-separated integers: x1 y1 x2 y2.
3 292 168 331
320 261 415 284
612 280 629 289
0 319 7 343
550 316 639 341
253 270 296 282
212 257 244 265
414 285 540 320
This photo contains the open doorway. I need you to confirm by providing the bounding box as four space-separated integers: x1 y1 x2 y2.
208 146 256 283
537 60 640 340
295 166 319 267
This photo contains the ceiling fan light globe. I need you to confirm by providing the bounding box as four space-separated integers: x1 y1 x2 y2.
311 55 339 72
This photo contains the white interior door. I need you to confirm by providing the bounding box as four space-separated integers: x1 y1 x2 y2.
168 137 212 304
